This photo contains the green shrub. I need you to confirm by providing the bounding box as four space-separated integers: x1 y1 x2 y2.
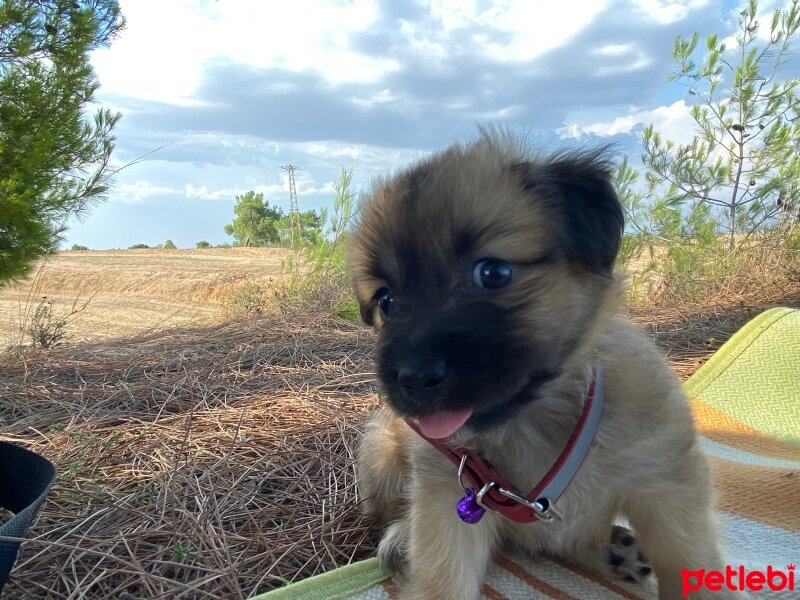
330 298 360 322
196 240 211 248
614 153 799 305
163 240 177 250
787 224 800 251
224 283 269 317
275 168 357 319
28 297 68 349
609 1 800 305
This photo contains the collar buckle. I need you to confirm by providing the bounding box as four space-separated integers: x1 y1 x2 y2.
495 485 559 522
409 366 604 525
459 455 560 522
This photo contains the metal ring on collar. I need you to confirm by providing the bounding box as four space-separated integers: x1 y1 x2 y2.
474 481 496 509
457 454 469 491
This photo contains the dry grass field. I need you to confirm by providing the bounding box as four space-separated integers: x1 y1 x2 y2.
0 246 798 598
0 248 293 346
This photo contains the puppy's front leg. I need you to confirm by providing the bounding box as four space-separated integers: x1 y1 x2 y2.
627 470 744 599
401 482 500 600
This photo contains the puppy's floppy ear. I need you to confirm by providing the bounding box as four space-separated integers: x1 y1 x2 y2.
347 241 377 326
349 277 376 326
513 148 624 274
359 301 375 327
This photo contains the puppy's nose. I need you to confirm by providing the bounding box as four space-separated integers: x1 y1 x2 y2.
398 360 447 397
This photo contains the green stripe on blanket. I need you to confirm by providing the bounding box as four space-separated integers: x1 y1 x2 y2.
252 559 389 600
684 307 800 445
253 307 800 600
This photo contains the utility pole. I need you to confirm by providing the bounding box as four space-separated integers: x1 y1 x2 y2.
281 164 300 248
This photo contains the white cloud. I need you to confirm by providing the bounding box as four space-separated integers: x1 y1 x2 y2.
470 104 527 119
298 181 337 196
113 180 181 204
184 183 284 201
400 0 610 64
183 173 334 202
91 0 398 106
301 141 428 167
630 0 711 24
109 134 427 213
557 100 697 144
480 1 609 61
349 89 418 109
595 54 653 76
593 43 635 57
305 143 366 160
592 42 654 76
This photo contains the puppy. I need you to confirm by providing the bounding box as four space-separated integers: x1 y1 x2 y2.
348 131 733 600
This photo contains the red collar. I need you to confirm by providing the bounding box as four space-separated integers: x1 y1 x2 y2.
405 367 604 524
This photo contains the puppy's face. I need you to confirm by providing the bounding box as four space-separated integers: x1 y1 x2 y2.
349 134 624 437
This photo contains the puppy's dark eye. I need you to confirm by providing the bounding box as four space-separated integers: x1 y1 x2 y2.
373 287 394 316
472 258 513 290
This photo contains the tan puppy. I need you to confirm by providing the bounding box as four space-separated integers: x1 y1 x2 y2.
348 131 735 600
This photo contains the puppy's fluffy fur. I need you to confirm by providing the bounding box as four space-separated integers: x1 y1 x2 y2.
348 131 733 600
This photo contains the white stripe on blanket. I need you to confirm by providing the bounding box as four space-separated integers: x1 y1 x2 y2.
699 437 800 470
720 512 800 570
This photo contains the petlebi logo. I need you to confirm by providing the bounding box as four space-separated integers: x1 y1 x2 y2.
681 564 795 596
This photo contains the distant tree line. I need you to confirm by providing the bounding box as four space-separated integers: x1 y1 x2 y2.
223 191 322 248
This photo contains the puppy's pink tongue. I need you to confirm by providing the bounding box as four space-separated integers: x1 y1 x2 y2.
417 407 473 439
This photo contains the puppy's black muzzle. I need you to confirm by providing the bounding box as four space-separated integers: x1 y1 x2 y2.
397 358 448 401
376 301 540 420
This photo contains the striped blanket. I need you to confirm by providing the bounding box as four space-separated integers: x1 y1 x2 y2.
255 307 800 600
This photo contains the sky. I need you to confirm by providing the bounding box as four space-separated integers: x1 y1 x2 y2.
63 0 795 249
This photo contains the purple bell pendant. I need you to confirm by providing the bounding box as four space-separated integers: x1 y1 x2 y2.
456 487 486 524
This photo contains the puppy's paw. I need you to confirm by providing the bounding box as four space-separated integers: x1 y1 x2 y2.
377 520 410 576
603 525 652 584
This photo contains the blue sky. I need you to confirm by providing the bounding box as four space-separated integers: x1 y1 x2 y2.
64 0 794 249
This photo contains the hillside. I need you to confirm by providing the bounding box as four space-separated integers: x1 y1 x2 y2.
0 248 292 345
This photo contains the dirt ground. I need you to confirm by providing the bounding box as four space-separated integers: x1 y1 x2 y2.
1 247 798 598
0 248 292 346
2 298 798 598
